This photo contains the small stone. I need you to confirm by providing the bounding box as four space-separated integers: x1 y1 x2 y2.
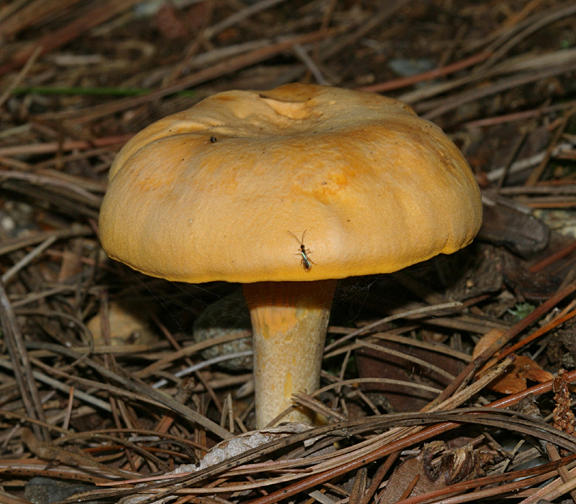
193 290 253 371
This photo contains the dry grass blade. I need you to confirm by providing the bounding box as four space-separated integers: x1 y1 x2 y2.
423 58 576 119
0 46 41 109
39 29 339 124
0 0 143 75
398 456 576 504
30 341 233 440
480 2 576 69
0 282 48 441
246 371 576 504
0 227 92 255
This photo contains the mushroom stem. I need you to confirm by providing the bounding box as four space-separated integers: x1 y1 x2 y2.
243 280 336 428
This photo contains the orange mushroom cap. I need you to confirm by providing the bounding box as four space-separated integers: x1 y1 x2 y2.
99 84 482 283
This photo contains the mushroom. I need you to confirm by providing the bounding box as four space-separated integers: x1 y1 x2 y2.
99 84 482 428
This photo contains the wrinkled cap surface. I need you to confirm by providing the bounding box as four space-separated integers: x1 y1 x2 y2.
99 83 482 283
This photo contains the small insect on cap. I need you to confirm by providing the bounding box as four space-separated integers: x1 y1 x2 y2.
99 84 482 284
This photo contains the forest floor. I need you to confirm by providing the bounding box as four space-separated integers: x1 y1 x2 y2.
1 1 576 503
